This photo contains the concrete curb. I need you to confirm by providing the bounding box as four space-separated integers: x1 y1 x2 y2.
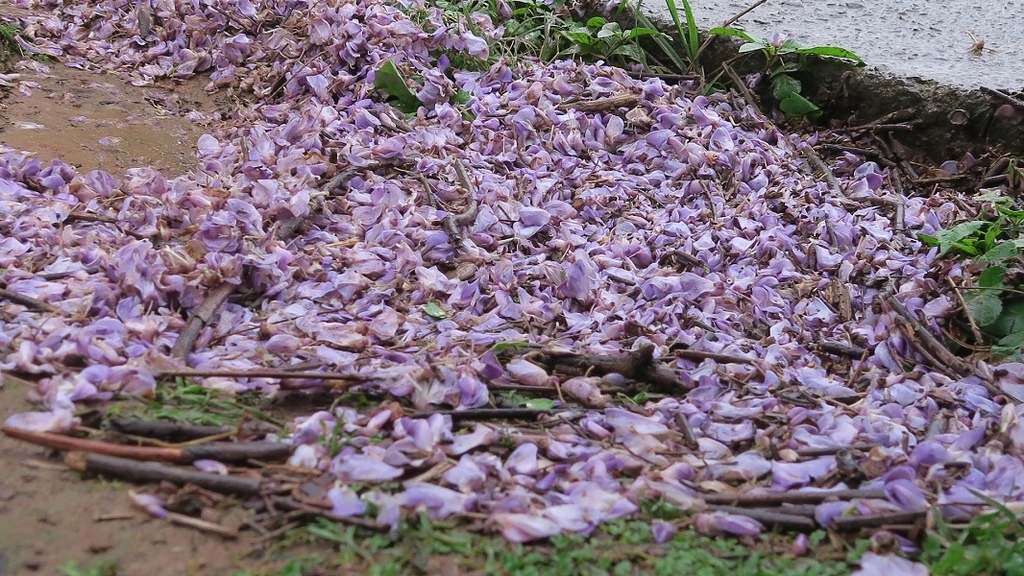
636 1 1024 161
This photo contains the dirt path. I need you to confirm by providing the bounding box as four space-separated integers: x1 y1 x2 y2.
0 63 266 576
0 384 263 575
0 58 222 176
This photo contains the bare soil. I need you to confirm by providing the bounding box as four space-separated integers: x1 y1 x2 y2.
0 64 266 576
0 383 262 575
0 59 221 176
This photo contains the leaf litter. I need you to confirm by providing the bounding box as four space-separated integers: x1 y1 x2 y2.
0 0 1021 568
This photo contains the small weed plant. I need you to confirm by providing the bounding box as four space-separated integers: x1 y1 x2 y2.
708 26 863 119
920 182 1024 357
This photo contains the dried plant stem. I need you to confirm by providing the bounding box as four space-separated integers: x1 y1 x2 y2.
673 348 757 365
832 511 926 532
557 94 639 113
702 488 885 506
165 511 239 538
947 278 985 346
0 286 62 313
706 505 815 530
66 452 262 496
3 425 292 464
410 408 560 421
171 282 237 359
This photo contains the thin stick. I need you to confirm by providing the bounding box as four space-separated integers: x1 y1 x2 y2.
947 278 985 345
409 408 560 421
817 341 867 359
269 496 386 530
702 488 885 507
67 452 262 496
171 282 237 359
673 412 699 450
556 94 639 113
165 511 239 538
673 349 757 365
5 426 181 462
980 87 1024 110
721 62 761 116
801 146 845 197
4 425 292 463
887 296 1019 402
155 368 365 381
706 505 816 530
720 0 769 27
0 286 62 313
109 418 231 443
832 511 926 532
795 443 878 457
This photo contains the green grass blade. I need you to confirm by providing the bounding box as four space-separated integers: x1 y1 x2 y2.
632 9 689 72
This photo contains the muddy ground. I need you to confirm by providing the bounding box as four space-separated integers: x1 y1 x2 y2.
0 64 265 576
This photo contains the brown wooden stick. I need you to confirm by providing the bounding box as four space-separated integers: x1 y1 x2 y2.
181 442 293 464
532 344 687 391
0 287 62 313
67 452 262 496
888 296 1018 403
4 425 292 463
171 282 237 359
409 408 559 422
4 426 181 462
556 94 639 113
165 511 239 538
702 489 885 507
817 341 868 359
706 505 816 530
673 349 757 365
154 368 365 381
795 443 879 457
831 511 926 532
109 418 231 443
673 412 699 450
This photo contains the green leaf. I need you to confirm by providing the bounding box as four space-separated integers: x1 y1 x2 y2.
491 341 529 353
524 398 556 409
989 301 1024 337
422 302 448 319
596 22 622 39
779 93 822 119
932 220 986 254
981 241 1018 263
626 27 664 41
978 265 1007 288
771 74 801 100
776 38 802 54
611 43 647 64
707 26 758 44
997 330 1024 352
965 290 1003 326
793 45 864 63
374 60 421 113
562 30 595 47
738 41 768 54
918 233 940 246
586 16 606 28
451 89 472 106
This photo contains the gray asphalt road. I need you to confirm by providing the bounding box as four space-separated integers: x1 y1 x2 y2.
643 0 1024 89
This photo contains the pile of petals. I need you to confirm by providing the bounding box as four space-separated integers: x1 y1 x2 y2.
4 0 1024 544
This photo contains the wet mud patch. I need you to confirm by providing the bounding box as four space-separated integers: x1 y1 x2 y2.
0 60 225 177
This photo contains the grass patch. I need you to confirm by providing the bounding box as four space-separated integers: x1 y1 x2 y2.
105 379 281 428
238 514 860 576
